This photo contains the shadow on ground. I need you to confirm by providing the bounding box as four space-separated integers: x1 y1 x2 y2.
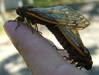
0 53 31 75
88 45 98 55
86 66 99 75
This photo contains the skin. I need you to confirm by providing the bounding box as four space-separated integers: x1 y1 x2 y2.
4 21 86 75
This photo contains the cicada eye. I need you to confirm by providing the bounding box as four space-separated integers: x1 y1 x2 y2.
16 7 24 16
16 7 21 15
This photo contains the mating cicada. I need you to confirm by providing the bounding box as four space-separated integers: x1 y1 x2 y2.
16 6 93 70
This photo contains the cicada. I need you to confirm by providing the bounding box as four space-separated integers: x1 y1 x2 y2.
16 6 93 70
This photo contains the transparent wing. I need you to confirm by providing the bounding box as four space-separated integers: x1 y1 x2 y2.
58 25 88 54
31 6 90 29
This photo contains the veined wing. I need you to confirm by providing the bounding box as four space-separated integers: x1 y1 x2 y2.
58 25 88 56
29 6 90 29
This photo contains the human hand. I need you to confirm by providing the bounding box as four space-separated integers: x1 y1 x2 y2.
4 21 86 75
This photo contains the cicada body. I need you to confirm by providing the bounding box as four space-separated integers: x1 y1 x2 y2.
46 25 92 70
16 6 90 29
16 6 93 70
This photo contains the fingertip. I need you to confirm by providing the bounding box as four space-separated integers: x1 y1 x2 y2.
4 20 18 33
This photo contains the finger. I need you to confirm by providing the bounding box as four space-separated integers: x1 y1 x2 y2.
4 21 86 75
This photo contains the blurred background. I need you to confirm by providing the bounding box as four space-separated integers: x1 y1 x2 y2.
0 0 99 75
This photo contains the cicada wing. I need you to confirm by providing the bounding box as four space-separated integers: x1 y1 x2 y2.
29 6 90 29
58 25 88 55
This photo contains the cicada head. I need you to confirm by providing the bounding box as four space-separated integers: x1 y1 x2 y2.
84 60 93 70
16 7 23 16
16 6 35 17
83 48 93 70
